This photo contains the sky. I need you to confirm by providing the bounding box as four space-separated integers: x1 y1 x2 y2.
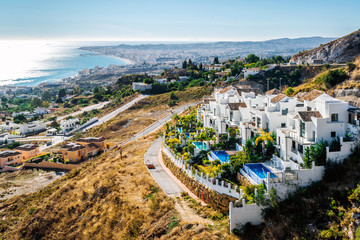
1 0 359 42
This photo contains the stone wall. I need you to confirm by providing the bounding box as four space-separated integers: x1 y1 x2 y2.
162 152 236 214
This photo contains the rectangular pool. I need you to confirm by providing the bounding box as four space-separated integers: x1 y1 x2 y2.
210 150 229 163
192 141 208 150
243 163 277 184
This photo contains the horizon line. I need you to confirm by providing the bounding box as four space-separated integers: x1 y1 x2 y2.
0 35 337 43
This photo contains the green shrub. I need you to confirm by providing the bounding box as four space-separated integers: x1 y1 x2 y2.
316 69 348 88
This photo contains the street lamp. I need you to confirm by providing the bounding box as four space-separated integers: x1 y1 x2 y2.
279 78 282 91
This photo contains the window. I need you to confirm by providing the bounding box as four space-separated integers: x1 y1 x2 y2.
278 137 281 145
331 114 338 122
281 123 286 128
257 117 261 127
214 108 216 116
331 131 336 138
281 108 288 115
298 144 303 154
300 121 305 137
292 140 296 149
230 111 233 121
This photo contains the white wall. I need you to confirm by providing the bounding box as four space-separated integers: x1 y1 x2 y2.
229 200 265 231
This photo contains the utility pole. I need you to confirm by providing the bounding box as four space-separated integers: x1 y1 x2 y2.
279 78 282 91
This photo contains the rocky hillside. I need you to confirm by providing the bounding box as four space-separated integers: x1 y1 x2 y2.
290 30 360 64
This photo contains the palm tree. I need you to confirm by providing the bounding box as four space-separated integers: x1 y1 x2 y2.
198 164 222 178
255 128 274 160
172 114 180 126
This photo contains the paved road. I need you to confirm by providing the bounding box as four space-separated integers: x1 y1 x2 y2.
84 94 147 130
144 138 183 196
121 102 199 146
39 94 146 150
47 101 111 124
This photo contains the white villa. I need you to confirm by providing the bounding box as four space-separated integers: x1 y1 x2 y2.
35 107 51 115
198 86 358 166
196 85 359 230
60 118 79 133
132 82 152 91
19 121 46 136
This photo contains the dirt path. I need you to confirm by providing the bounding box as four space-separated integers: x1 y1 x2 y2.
0 170 64 200
174 199 213 225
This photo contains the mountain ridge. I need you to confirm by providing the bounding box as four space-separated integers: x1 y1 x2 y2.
290 30 360 64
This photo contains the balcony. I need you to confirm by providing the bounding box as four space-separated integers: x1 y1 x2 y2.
288 131 316 145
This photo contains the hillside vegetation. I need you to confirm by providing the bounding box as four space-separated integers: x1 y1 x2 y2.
290 29 360 64
0 87 238 240
239 146 360 240
289 57 360 105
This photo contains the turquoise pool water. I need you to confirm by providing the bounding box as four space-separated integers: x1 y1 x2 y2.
243 163 277 184
193 142 208 150
184 133 190 138
211 151 229 163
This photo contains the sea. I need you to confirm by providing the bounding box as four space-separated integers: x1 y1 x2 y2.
0 41 130 87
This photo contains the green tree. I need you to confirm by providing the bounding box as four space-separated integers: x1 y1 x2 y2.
255 129 274 160
55 98 63 104
42 91 51 101
182 60 187 69
213 57 219 64
245 54 260 63
285 87 294 96
93 87 100 93
58 88 66 98
170 91 177 100
13 114 27 124
31 97 42 108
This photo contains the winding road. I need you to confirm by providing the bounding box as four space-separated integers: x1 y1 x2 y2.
144 138 183 195
120 102 199 146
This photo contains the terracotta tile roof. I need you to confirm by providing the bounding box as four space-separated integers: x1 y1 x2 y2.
219 86 232 94
266 88 282 95
271 93 287 103
0 150 21 158
15 144 39 151
86 143 99 151
239 102 247 108
297 111 323 122
236 88 261 95
227 103 242 110
296 90 324 101
67 145 86 152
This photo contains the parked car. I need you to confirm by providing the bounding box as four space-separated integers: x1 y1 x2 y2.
145 159 155 169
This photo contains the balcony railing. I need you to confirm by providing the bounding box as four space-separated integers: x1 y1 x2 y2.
288 131 316 145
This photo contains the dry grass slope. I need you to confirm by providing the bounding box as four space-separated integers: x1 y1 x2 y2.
0 86 237 239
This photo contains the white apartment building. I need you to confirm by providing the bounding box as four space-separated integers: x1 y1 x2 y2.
132 82 152 91
198 87 358 164
60 118 79 133
35 107 51 115
19 121 46 136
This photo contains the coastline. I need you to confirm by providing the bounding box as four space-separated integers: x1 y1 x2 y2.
0 47 134 88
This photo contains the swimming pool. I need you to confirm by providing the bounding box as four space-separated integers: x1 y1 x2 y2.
243 163 277 184
192 141 208 150
210 150 229 163
178 128 182 133
184 133 190 138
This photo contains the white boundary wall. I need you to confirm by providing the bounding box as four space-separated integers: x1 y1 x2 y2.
229 199 265 231
163 143 241 199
